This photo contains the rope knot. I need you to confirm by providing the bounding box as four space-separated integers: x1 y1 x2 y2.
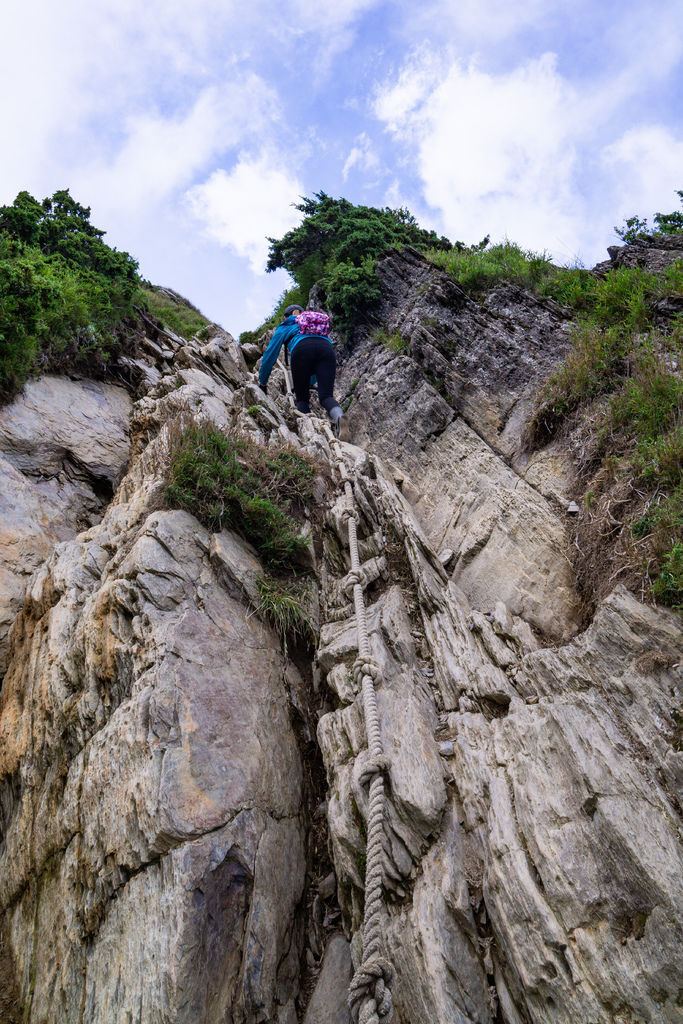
343 568 364 597
357 754 391 788
353 655 380 687
349 956 395 1024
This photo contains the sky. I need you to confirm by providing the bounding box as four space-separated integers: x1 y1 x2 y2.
2 0 682 336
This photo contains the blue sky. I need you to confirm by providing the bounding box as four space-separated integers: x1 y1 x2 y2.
2 0 682 336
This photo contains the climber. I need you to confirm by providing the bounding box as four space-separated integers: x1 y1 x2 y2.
258 304 351 440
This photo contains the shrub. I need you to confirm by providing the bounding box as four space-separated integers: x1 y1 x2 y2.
165 421 316 567
615 189 683 243
266 192 453 278
257 192 467 341
322 257 382 336
0 189 139 403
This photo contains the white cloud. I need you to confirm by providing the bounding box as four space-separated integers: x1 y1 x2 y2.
0 0 378 204
373 50 444 131
373 37 683 263
72 77 277 219
402 0 553 46
374 53 583 254
601 126 683 227
342 133 381 180
186 154 303 272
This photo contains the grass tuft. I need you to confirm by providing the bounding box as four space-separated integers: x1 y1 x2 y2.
428 240 554 292
652 541 683 608
165 419 317 568
254 574 316 646
373 327 409 354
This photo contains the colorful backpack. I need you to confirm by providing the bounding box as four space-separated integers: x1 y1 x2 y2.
296 310 330 336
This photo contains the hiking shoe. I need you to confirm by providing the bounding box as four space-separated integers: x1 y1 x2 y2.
336 414 351 442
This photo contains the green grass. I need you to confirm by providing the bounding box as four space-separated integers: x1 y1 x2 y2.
165 421 316 567
429 236 683 612
427 240 683 334
609 344 682 487
254 574 316 646
428 240 554 292
373 327 409 354
140 286 211 340
530 257 683 441
543 261 682 331
652 541 683 608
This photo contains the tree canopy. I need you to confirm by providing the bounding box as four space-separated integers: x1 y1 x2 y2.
264 193 458 337
0 189 138 281
0 189 139 402
615 190 683 244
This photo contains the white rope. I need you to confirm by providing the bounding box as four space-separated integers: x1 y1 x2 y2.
325 426 395 1024
269 356 396 1021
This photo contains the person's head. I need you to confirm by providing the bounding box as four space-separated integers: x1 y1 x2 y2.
284 304 303 318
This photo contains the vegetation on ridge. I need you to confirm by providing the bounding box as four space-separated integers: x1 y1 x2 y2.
527 192 682 610
425 193 682 610
0 189 139 402
140 285 212 341
614 189 683 243
242 189 681 610
241 192 470 344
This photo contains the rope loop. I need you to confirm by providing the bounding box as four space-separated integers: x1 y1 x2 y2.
343 567 364 597
358 754 391 788
342 504 357 523
353 655 380 687
349 957 396 1024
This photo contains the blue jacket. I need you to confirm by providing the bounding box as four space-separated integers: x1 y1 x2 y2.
258 315 331 388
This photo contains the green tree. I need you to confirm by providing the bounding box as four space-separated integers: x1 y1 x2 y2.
264 192 459 337
0 189 140 403
615 189 683 243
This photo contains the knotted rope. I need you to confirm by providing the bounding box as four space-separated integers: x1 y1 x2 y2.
269 358 396 1022
326 428 395 1024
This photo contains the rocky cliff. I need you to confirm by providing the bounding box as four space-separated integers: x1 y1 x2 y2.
0 243 681 1024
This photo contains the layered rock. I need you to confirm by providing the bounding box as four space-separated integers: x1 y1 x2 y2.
334 251 582 640
1 254 681 1024
0 338 309 1023
313 439 682 1024
0 376 132 678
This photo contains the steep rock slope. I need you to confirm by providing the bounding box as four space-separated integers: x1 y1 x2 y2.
0 337 312 1023
0 377 132 678
334 247 582 639
0 265 681 1024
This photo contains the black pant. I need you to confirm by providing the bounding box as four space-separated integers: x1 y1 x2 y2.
290 338 339 414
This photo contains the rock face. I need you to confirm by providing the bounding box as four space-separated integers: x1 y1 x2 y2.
1 257 681 1024
0 340 308 1024
335 249 581 640
0 376 132 678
